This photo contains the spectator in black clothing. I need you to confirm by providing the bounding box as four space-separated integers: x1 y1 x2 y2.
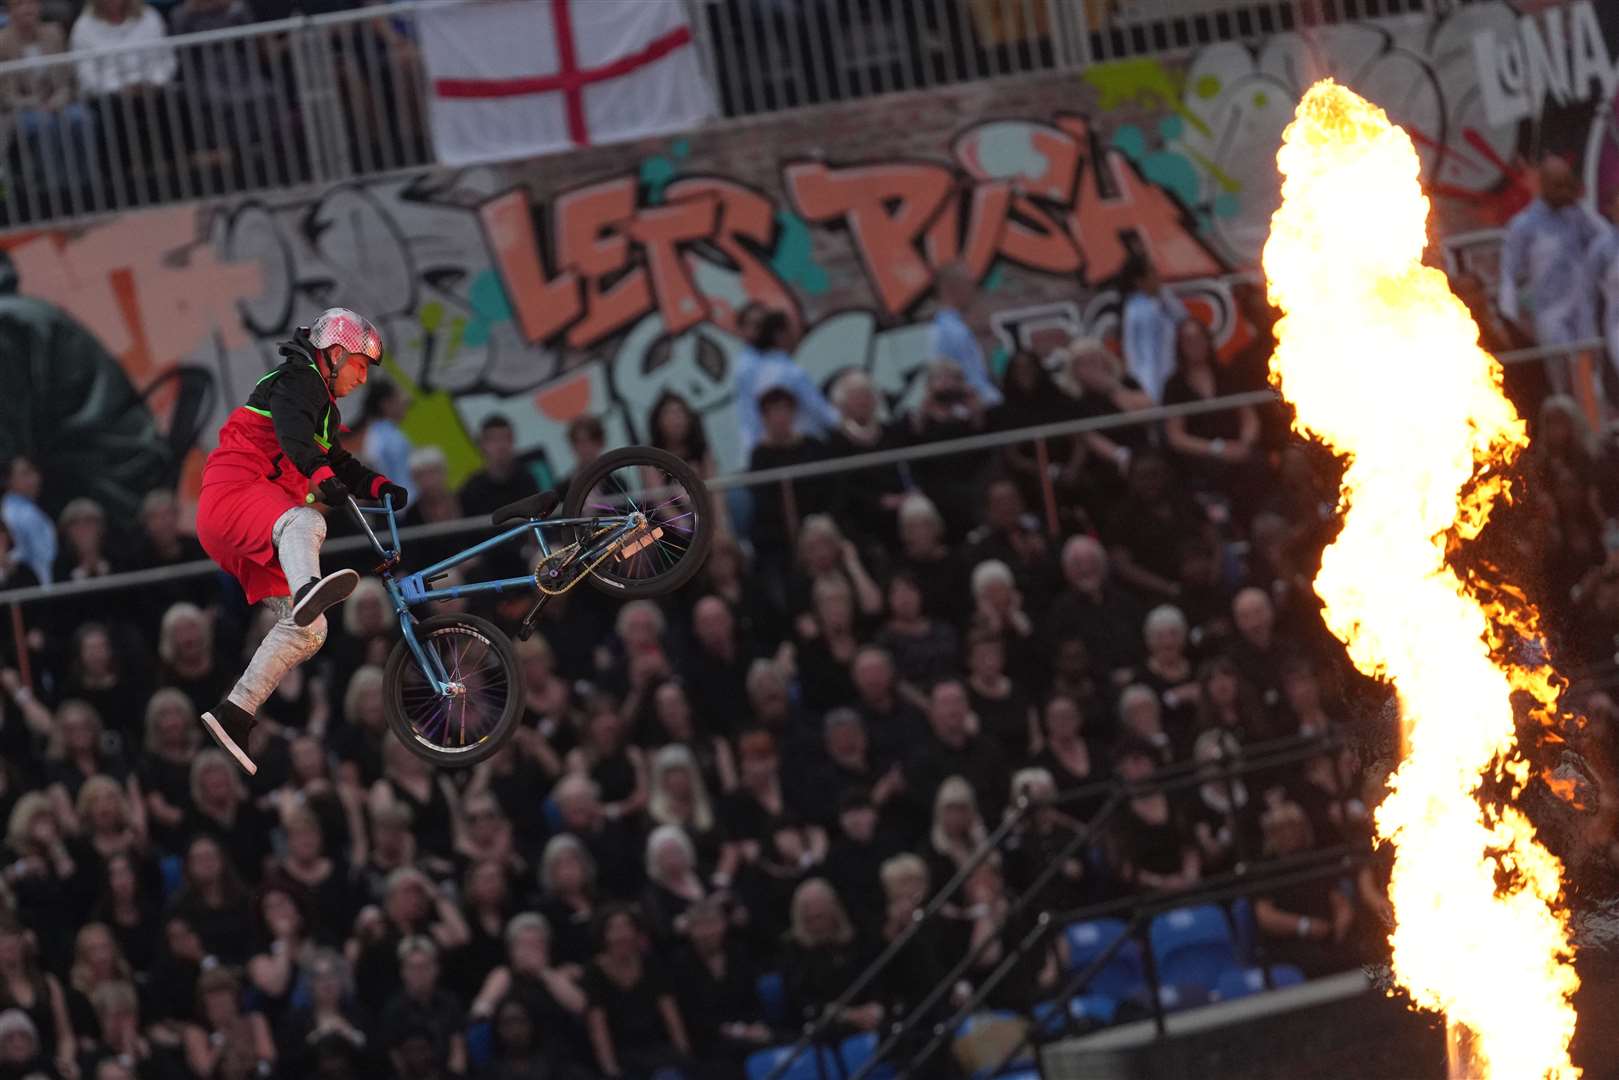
552 776 642 901
129 490 212 635
1251 799 1356 977
780 879 876 1036
905 679 1011 826
964 479 1060 620
0 1008 53 1080
904 362 989 537
1044 535 1145 684
795 574 861 716
682 597 754 740
1162 319 1263 513
1230 586 1291 710
820 788 894 942
460 415 541 520
2 794 85 975
166 835 254 966
797 709 898 832
748 386 822 606
466 912 587 1048
1001 767 1097 913
51 499 116 587
185 751 274 885
136 689 198 855
1106 451 1211 604
277 948 374 1079
823 370 906 550
0 915 75 1077
647 391 714 480
1196 655 1275 745
673 896 769 1079
90 853 160 978
380 936 467 1077
894 493 969 627
479 994 588 1080
156 603 230 721
559 416 607 495
1108 740 1199 894
994 349 1088 517
534 836 599 973
582 905 692 1080
965 630 1036 764
184 962 276 1080
849 646 928 773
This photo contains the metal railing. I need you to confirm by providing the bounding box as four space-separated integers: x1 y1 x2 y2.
0 0 1480 228
0 0 449 228
760 729 1360 1080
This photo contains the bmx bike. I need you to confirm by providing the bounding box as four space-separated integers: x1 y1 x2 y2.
344 446 713 767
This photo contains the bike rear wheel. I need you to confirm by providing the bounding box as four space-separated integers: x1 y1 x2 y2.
563 446 714 599
383 614 521 767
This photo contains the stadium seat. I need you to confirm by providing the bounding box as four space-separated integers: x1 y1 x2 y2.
465 1020 494 1069
839 1031 896 1079
1032 993 1118 1036
1062 918 1145 1000
1213 964 1307 1001
1149 904 1237 989
1228 897 1257 963
756 971 786 1025
745 1044 840 1080
541 797 563 834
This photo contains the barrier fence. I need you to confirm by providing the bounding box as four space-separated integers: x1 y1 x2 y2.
0 0 1490 228
757 729 1363 1080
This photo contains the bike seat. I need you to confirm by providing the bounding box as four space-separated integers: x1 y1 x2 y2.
491 490 560 527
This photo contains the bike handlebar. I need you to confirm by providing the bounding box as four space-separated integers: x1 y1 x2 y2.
345 494 398 562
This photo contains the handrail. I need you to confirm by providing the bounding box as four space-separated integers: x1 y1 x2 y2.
967 846 1368 1080
0 333 1597 610
770 729 1346 1080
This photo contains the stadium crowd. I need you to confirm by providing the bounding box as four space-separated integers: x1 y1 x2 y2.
0 244 1617 1080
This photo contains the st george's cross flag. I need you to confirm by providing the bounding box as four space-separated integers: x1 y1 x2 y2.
419 0 716 167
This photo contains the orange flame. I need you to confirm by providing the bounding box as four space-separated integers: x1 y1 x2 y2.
1263 80 1579 1078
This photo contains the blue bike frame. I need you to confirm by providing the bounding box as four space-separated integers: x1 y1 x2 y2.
347 495 642 698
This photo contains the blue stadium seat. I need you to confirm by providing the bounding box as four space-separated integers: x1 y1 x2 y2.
1032 993 1118 1036
756 971 786 1026
542 797 563 834
1062 918 1145 1000
1148 904 1237 990
465 1020 494 1069
1213 964 1307 1001
1228 898 1257 964
745 1044 840 1080
839 1031 896 1079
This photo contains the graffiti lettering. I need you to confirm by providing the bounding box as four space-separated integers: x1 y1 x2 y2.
1473 0 1612 127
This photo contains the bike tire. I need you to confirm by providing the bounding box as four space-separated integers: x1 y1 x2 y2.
382 614 522 768
562 445 715 600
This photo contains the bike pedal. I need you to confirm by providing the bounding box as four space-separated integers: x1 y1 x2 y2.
616 527 664 560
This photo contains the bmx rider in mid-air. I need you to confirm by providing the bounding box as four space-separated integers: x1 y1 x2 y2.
195 308 408 775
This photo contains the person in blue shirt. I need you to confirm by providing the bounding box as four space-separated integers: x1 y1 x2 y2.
0 456 55 585
1119 254 1187 405
732 307 839 458
1499 157 1603 393
928 264 1004 408
361 379 417 506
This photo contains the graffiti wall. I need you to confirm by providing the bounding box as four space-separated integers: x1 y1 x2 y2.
2 0 1616 520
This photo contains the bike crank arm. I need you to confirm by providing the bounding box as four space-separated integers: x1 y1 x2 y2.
533 515 659 597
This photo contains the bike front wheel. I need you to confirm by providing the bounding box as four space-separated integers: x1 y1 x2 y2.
383 614 522 767
563 446 715 599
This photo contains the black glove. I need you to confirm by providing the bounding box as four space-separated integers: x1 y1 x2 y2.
316 475 350 504
377 480 409 510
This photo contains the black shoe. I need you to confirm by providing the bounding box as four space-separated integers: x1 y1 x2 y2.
291 569 359 628
201 698 257 775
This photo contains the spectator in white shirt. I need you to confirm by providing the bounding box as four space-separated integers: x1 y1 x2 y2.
1585 187 1619 385
1119 254 1187 404
1499 157 1601 393
70 0 176 97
